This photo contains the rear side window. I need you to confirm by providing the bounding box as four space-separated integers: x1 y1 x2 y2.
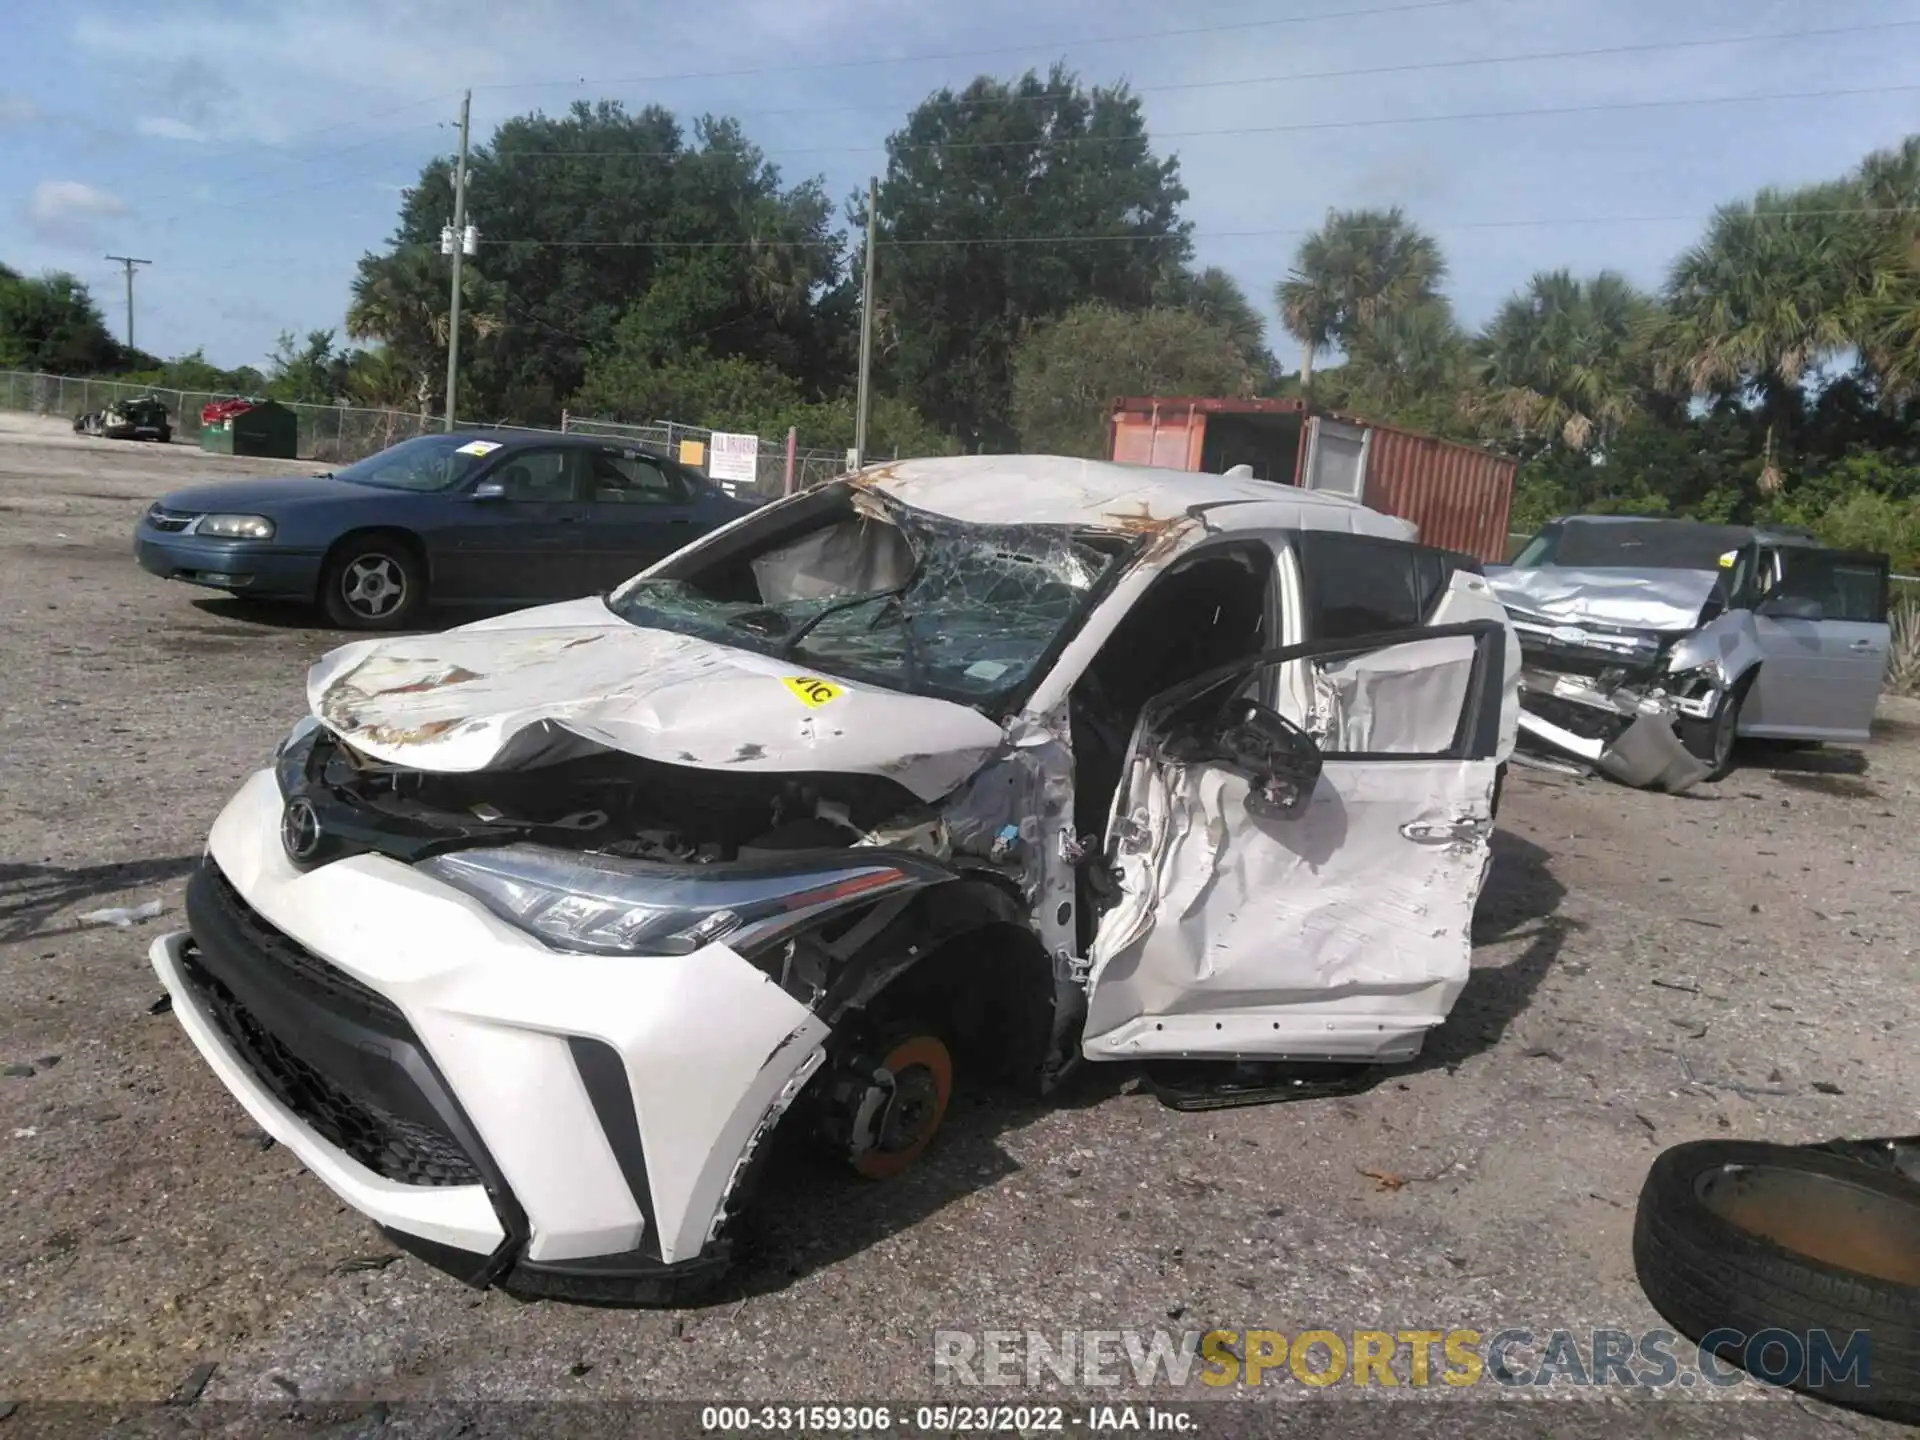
1773 549 1890 623
1296 532 1470 640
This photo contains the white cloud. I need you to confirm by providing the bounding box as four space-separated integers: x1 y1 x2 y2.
138 115 207 141
0 94 38 126
24 179 131 243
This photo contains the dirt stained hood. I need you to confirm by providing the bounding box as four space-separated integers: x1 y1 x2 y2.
304 597 1008 801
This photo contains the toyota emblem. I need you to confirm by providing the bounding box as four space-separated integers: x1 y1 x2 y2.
281 797 324 863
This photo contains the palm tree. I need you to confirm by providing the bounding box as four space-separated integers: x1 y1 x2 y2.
1656 183 1880 423
1478 269 1650 451
347 249 505 416
1275 208 1446 387
1853 136 1920 401
1342 298 1467 410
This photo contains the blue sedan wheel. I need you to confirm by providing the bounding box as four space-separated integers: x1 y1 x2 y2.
322 535 425 630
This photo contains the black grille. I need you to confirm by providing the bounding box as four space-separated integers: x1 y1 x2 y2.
146 505 197 533
200 866 406 1031
182 863 484 1190
177 943 481 1187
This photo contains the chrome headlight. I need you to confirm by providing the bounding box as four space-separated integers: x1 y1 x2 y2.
418 845 930 957
195 513 276 539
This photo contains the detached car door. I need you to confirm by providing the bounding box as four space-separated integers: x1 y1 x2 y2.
1746 548 1891 741
1082 620 1508 1066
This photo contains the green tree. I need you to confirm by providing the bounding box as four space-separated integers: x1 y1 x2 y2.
573 351 801 429
868 66 1192 449
362 103 851 426
1853 136 1920 402
1340 298 1468 416
1477 270 1652 453
1010 303 1257 456
1275 208 1446 387
0 269 121 374
1156 266 1275 379
1657 183 1881 427
348 246 505 417
266 329 347 405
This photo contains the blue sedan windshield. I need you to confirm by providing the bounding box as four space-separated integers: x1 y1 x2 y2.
334 434 501 492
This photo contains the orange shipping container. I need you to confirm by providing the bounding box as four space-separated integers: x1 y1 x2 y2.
1107 397 1515 563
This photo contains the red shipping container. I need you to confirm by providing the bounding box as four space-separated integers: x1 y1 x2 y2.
1107 397 1515 564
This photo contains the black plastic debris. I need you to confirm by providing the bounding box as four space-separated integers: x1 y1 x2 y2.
168 1361 216 1404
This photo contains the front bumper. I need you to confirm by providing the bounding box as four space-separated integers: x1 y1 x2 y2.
150 768 830 1293
134 531 324 598
1514 668 1708 792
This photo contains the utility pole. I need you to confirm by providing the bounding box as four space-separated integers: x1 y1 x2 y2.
104 255 151 352
853 176 877 470
442 89 472 432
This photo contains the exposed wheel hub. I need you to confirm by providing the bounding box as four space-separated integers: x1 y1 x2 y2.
820 1033 953 1180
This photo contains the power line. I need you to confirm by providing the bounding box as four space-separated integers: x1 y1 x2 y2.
499 17 1920 127
473 0 1488 94
488 80 1920 162
454 206 1919 253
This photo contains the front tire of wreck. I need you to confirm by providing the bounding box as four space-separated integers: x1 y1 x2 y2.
1680 671 1755 783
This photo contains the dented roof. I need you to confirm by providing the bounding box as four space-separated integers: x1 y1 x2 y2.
850 454 1411 539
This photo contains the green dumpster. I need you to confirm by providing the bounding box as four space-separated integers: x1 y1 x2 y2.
199 400 299 459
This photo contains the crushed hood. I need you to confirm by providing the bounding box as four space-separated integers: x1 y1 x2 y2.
305 597 1008 801
1488 566 1720 633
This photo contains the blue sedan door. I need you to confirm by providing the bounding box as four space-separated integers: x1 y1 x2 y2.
577 445 710 589
438 446 588 601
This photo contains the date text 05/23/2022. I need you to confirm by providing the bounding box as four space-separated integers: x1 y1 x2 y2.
700 1405 1196 1433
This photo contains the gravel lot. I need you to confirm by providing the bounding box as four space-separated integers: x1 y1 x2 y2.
1 412 1915 1434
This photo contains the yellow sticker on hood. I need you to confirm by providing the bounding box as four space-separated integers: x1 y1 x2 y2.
783 675 844 708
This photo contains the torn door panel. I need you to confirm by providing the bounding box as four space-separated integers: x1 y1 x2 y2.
1084 759 1492 1063
1310 634 1478 754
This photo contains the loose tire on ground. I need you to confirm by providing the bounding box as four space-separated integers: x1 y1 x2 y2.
321 533 425 630
1632 1138 1920 1422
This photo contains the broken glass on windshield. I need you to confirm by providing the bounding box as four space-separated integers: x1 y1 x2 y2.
608 483 1131 707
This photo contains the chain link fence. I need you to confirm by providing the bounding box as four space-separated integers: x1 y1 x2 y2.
1 369 881 499
0 370 554 464
560 413 874 499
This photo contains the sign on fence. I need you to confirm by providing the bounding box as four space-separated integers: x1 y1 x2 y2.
679 439 706 468
709 431 759 486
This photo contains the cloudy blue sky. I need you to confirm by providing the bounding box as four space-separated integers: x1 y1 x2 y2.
3 0 1918 374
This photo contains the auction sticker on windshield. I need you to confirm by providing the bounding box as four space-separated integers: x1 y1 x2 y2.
783 676 844 708
456 440 502 456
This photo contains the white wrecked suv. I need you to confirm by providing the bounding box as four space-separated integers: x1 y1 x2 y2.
150 455 1520 1302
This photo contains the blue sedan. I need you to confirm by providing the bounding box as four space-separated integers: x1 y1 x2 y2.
134 432 760 628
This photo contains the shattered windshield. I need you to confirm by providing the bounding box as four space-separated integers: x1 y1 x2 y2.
608 489 1130 707
1515 519 1753 570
